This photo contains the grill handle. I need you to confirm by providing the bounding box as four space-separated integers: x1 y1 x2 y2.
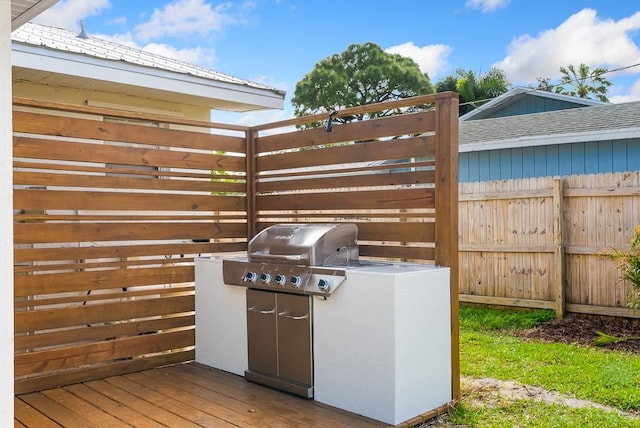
247 306 275 314
278 311 309 320
249 253 306 262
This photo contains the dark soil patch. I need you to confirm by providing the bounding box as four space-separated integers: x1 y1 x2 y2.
521 314 640 353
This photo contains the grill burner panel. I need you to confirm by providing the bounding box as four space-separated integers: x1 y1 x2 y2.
223 223 358 296
223 260 347 295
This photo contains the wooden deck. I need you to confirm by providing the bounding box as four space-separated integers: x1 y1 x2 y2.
14 362 393 427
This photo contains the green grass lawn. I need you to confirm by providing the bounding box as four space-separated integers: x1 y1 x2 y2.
441 305 640 427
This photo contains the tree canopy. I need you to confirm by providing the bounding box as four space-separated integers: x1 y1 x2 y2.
553 63 611 102
435 67 510 116
291 42 434 123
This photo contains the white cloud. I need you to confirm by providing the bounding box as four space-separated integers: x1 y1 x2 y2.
495 8 640 84
144 43 216 66
385 42 452 79
32 0 111 31
609 78 640 103
134 0 237 42
465 0 510 13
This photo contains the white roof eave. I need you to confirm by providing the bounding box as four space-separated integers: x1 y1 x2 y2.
11 0 59 31
460 127 640 153
12 42 285 111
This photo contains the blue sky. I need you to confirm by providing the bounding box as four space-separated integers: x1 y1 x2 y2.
32 0 640 125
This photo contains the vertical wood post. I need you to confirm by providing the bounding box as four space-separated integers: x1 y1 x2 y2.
434 94 460 401
552 177 565 318
246 128 258 240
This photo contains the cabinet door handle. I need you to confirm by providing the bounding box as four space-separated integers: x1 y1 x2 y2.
278 311 309 320
248 306 275 314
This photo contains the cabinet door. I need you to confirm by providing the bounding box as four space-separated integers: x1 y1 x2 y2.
277 293 312 386
246 289 277 376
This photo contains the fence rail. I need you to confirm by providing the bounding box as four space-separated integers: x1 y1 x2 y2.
459 172 640 318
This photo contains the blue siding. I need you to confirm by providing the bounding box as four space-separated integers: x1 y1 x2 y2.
522 147 535 177
628 138 640 170
558 144 573 176
477 152 491 181
511 147 523 179
546 145 559 176
499 150 511 178
534 146 546 176
571 144 585 175
459 139 640 182
584 141 599 174
613 142 628 171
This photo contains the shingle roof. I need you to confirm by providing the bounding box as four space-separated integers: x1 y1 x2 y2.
12 22 284 95
460 100 640 148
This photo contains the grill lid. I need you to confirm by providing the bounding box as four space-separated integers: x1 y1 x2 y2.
248 223 358 266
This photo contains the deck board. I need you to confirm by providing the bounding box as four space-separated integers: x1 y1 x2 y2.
15 362 389 427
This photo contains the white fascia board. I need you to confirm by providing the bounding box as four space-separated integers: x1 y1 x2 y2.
460 127 640 153
12 43 284 110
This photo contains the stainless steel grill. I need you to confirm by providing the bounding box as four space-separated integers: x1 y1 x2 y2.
221 223 359 398
223 223 358 296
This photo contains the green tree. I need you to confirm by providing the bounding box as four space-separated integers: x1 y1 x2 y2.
534 77 554 92
435 67 510 116
554 63 611 102
291 42 434 125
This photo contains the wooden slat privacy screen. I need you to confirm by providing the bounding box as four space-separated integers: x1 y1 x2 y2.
13 93 460 396
254 111 438 261
13 105 249 394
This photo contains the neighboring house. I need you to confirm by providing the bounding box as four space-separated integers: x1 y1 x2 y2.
458 88 640 182
460 87 605 121
12 22 285 121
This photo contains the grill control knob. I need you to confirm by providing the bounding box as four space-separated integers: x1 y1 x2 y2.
274 274 286 286
243 272 257 283
318 278 331 292
290 275 302 288
260 273 271 284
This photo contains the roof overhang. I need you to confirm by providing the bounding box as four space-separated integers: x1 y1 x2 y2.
460 127 640 153
11 0 59 31
12 42 285 112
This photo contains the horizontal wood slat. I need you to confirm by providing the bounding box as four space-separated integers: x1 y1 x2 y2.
15 329 195 377
13 111 245 153
257 188 435 211
258 170 435 193
258 135 435 172
14 350 195 395
14 189 245 212
15 242 245 263
15 265 195 297
15 222 246 244
14 171 245 194
14 137 246 173
15 294 194 332
15 314 195 352
257 110 436 152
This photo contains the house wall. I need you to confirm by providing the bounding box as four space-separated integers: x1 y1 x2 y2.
1 1 14 423
13 80 212 121
460 138 640 182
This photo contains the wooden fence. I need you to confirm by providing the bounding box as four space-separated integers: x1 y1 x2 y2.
12 94 460 396
459 172 640 319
